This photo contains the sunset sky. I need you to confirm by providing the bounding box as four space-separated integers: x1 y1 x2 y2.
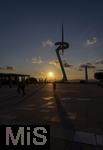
0 0 103 80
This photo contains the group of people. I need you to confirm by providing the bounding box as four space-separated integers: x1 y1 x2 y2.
17 79 57 96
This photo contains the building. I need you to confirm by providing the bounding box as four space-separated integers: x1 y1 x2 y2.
0 73 30 86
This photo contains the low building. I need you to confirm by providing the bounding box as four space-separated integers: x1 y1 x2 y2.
0 73 30 86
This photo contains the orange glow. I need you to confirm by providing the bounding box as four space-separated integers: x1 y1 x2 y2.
47 72 54 79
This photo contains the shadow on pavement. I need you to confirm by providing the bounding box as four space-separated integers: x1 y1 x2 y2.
53 92 75 132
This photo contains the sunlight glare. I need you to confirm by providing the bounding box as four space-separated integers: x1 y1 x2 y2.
47 72 54 79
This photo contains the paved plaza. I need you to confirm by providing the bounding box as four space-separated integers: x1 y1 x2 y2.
0 83 103 149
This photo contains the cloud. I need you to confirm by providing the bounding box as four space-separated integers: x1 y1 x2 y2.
49 59 59 67
95 59 103 65
42 40 54 48
62 60 72 68
6 66 15 70
0 66 15 71
86 37 97 46
49 59 72 68
32 56 43 64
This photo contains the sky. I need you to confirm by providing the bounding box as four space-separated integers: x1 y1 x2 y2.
0 0 103 80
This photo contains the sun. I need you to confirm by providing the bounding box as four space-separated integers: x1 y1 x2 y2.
47 71 54 79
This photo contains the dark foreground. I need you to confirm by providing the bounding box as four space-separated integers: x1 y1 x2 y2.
0 83 103 149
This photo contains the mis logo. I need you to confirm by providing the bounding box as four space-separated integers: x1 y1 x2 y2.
0 125 50 150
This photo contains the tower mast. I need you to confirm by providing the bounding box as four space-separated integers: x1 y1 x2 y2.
55 25 69 82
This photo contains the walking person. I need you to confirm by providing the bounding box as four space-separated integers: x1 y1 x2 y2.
17 78 25 96
17 81 21 94
53 82 56 91
21 79 25 96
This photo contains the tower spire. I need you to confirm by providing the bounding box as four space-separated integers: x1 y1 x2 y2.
62 24 64 55
62 24 64 43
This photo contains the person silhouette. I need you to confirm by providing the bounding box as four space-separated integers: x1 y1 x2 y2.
21 79 25 96
17 78 25 96
53 82 56 91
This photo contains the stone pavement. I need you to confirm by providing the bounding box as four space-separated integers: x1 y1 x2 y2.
0 83 103 149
